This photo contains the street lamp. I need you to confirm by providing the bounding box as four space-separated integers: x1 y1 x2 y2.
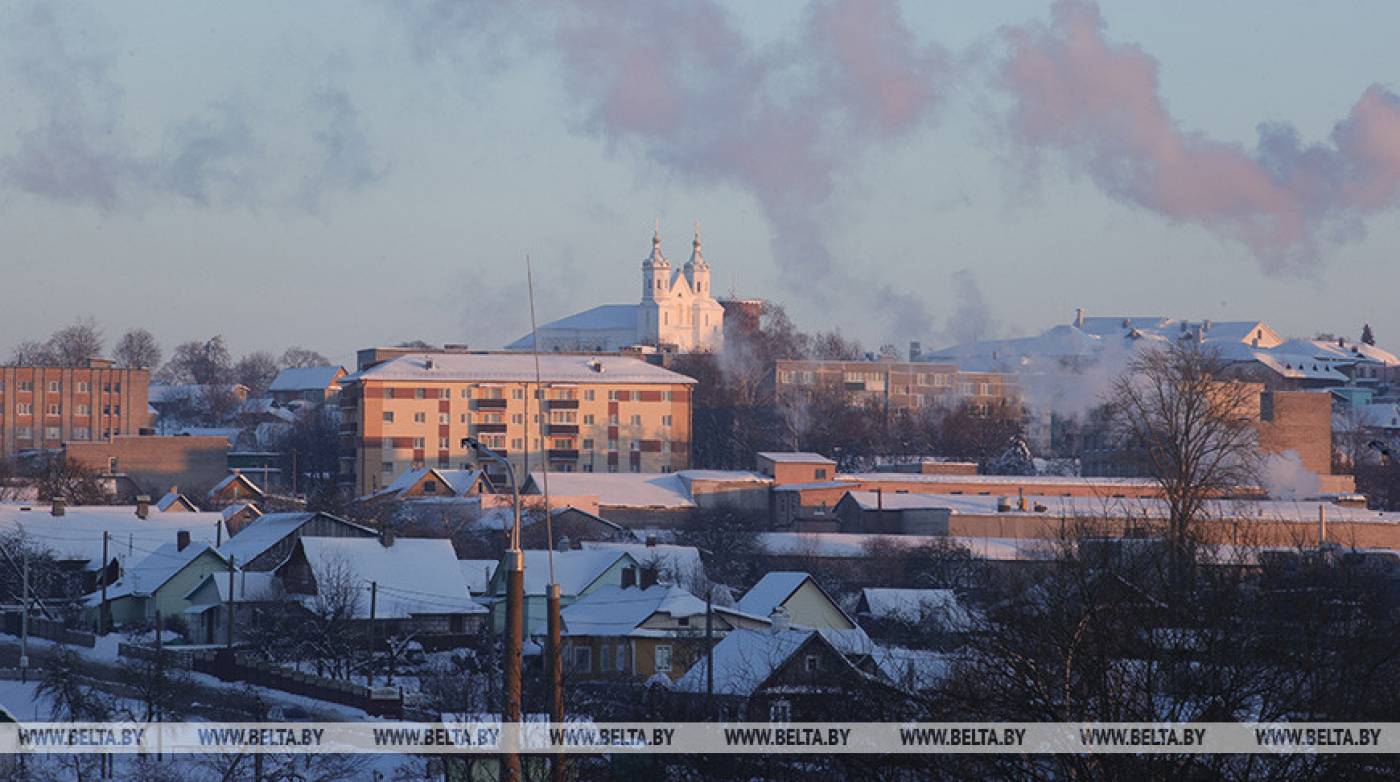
463 436 523 781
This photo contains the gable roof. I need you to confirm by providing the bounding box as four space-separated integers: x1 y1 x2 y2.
503 549 637 596
97 543 227 601
156 491 197 512
206 472 264 500
295 537 484 618
218 512 375 568
736 572 813 618
557 584 766 638
858 588 972 629
580 541 705 588
369 468 491 500
269 366 347 392
0 504 225 570
183 571 280 603
675 629 839 696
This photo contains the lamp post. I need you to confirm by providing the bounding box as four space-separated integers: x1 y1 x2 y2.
464 437 523 782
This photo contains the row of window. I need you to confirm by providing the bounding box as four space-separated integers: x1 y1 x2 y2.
0 381 121 393
5 427 108 440
380 411 671 427
569 643 665 674
381 386 676 402
7 404 118 416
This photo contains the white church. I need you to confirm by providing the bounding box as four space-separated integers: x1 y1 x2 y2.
506 224 726 354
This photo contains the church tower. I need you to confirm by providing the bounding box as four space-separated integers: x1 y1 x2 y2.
682 222 710 297
641 220 669 302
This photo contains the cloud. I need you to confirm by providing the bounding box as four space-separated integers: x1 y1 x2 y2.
1000 0 1400 272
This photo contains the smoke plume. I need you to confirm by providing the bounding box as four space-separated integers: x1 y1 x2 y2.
1000 0 1400 272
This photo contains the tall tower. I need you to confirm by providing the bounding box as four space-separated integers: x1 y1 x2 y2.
641 220 669 302
683 222 710 297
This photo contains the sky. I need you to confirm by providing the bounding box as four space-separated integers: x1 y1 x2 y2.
2 0 1399 371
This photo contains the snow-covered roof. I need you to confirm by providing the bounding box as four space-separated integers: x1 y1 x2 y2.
369 468 488 500
846 472 1157 489
557 584 750 638
1344 403 1400 430
757 452 835 464
736 572 812 618
297 537 484 618
1251 352 1349 381
676 469 772 484
675 629 828 695
206 473 262 499
269 365 346 392
184 571 279 603
580 541 705 588
843 491 954 511
0 504 225 570
218 512 374 568
98 543 226 602
513 549 636 596
220 503 261 522
526 472 695 509
872 646 953 689
772 481 856 493
156 491 194 512
342 352 695 386
459 559 497 595
505 305 640 349
859 588 972 629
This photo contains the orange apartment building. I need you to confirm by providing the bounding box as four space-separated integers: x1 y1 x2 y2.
339 351 696 495
774 359 1022 415
0 360 150 458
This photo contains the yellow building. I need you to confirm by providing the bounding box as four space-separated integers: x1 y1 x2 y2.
339 352 695 495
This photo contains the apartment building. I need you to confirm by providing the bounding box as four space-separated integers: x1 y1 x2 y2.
773 359 1022 415
0 360 150 458
339 352 695 495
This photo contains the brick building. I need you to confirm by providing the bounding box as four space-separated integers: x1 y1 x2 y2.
0 360 150 458
66 435 231 502
773 359 1022 416
339 351 696 495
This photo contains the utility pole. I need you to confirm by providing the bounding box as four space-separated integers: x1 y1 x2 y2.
100 531 109 635
547 583 564 782
706 589 714 713
226 555 237 649
20 547 29 683
367 581 377 687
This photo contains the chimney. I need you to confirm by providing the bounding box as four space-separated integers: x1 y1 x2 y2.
908 341 921 362
51 498 65 516
136 496 150 519
1074 308 1084 328
177 530 191 552
380 531 396 548
770 606 791 633
556 535 571 553
640 565 659 590
646 534 658 548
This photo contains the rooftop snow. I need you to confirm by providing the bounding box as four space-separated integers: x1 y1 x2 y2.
675 629 824 695
736 572 811 618
508 548 636 596
269 365 345 392
342 352 695 385
218 512 374 568
297 537 483 619
0 503 224 570
580 541 706 588
859 588 972 629
99 542 225 601
505 305 640 349
757 452 836 464
526 472 695 508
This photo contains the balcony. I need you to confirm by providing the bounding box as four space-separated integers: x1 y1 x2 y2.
475 398 508 410
475 423 508 434
547 449 580 461
547 399 579 410
547 424 579 436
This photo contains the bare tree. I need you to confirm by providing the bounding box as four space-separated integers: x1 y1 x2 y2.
114 328 162 369
160 336 233 385
31 452 109 505
235 350 280 397
46 318 104 365
1106 341 1261 563
8 339 55 366
279 346 330 368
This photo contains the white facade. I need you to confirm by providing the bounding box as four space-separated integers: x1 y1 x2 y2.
508 225 725 354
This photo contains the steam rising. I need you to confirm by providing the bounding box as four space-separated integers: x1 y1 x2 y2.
1001 0 1400 271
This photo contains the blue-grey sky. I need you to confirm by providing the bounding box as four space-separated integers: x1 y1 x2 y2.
3 0 1399 370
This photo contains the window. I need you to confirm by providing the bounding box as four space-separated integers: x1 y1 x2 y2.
550 411 577 424
111 405 120 416
608 390 618 401
16 403 32 415
439 438 450 449
512 414 523 424
599 644 610 672
439 388 450 399
74 427 90 440
608 414 619 425
15 427 32 439
630 463 640 473
414 412 426 423
383 411 395 423
583 414 594 425
511 438 524 450
45 427 60 440
76 404 90 416
608 440 618 451
582 439 594 450
770 700 792 723
383 438 394 450
483 413 503 424
512 388 524 400
815 468 827 480
630 415 642 426
617 645 629 673
607 464 618 473
77 381 89 393
661 415 672 427
482 435 505 449
654 645 672 672
554 439 571 449
412 458 424 469
439 413 449 424
413 437 425 449
584 390 595 401
805 655 821 673
17 381 33 392
462 388 471 398
107 457 118 473
48 381 60 393
423 480 438 494
630 440 641 451
572 647 592 673
415 388 427 399
461 413 470 424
